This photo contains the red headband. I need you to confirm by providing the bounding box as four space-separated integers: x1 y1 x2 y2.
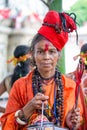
38 10 77 51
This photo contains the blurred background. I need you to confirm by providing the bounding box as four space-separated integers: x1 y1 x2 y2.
0 0 87 118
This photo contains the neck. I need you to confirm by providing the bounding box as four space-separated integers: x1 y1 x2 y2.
38 69 55 79
40 74 54 80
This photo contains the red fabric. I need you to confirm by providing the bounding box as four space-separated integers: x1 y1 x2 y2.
38 10 77 51
0 9 10 19
62 13 77 32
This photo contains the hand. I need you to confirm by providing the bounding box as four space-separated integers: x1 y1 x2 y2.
23 93 49 119
30 93 49 110
66 107 81 130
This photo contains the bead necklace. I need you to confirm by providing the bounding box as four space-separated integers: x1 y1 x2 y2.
32 68 64 127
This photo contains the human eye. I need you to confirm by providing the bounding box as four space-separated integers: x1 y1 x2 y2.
37 50 43 54
49 49 57 54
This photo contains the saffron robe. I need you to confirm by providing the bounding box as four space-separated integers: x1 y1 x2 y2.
0 71 83 130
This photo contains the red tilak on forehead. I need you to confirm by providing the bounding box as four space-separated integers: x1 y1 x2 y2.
44 42 49 52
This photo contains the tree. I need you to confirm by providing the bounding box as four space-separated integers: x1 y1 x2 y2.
40 0 65 74
68 0 87 26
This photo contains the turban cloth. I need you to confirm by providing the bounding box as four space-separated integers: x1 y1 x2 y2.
38 10 77 51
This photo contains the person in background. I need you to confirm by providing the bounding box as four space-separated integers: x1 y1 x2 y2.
78 44 87 130
0 45 33 113
66 43 87 130
81 76 87 106
0 10 83 130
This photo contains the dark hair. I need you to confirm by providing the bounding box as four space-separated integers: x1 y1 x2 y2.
10 45 31 86
30 33 47 66
30 33 47 52
80 43 87 53
80 43 87 70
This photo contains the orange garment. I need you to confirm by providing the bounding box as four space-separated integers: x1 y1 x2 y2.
0 72 83 130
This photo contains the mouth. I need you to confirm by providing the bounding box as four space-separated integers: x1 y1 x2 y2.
42 63 51 67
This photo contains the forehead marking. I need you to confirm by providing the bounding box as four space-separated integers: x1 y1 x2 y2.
44 42 49 52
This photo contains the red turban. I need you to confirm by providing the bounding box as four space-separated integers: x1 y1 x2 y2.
38 10 77 51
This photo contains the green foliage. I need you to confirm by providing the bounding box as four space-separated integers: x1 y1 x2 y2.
67 0 87 26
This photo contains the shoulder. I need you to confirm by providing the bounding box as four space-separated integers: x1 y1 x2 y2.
15 71 33 83
4 74 12 83
65 71 76 81
62 74 76 105
11 71 33 91
9 71 34 99
62 74 76 90
1 74 12 93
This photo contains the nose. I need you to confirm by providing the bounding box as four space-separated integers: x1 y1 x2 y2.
44 52 50 59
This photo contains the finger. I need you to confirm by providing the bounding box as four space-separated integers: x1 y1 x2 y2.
35 93 49 101
36 93 44 96
44 100 48 105
35 104 42 109
73 107 80 113
34 99 43 107
71 115 81 123
71 111 80 118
